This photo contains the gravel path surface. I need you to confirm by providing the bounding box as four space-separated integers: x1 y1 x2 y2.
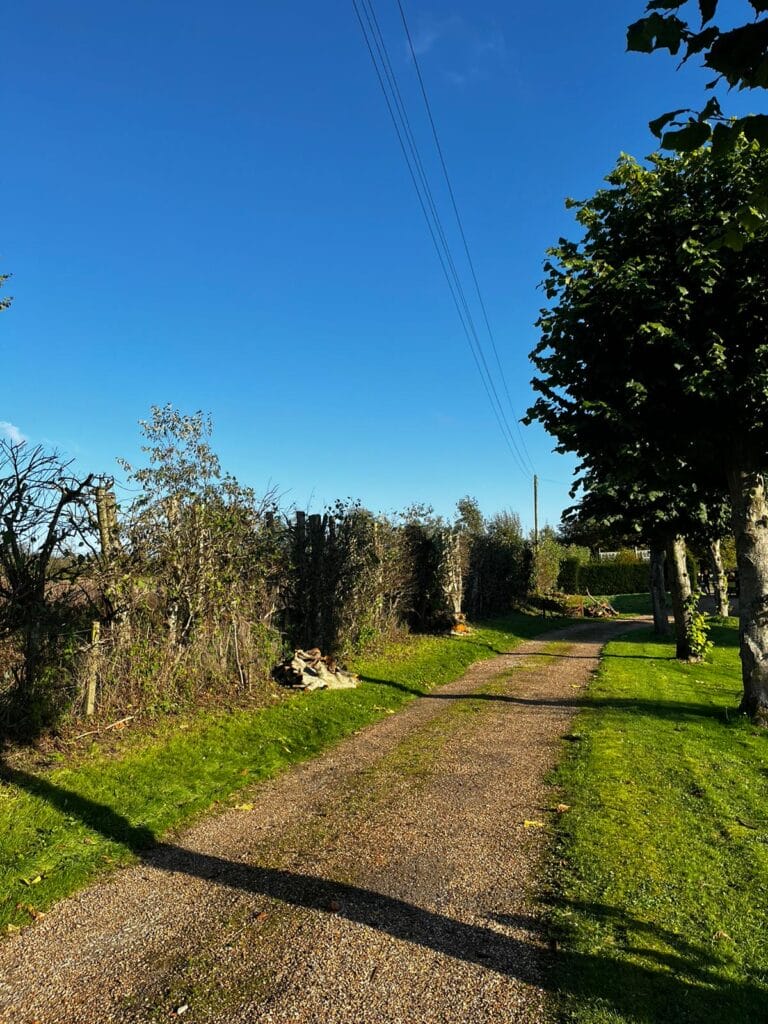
0 618 641 1024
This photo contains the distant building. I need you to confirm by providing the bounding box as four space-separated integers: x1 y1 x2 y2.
598 548 650 562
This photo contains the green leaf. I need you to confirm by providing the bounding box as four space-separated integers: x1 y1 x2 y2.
649 108 688 138
699 0 718 23
740 113 768 145
627 13 685 54
704 21 768 88
685 26 720 58
661 120 712 151
711 121 739 153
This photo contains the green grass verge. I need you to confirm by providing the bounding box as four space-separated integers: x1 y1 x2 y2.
0 611 567 933
594 593 665 616
550 621 768 1023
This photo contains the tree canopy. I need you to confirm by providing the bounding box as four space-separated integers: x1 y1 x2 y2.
628 1 768 151
526 140 768 716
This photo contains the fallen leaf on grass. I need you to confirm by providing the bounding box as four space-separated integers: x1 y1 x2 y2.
16 903 44 921
5 924 19 934
523 820 545 829
555 804 571 813
234 803 254 812
712 930 733 941
19 875 42 887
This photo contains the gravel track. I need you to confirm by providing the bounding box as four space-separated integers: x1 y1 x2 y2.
0 618 641 1024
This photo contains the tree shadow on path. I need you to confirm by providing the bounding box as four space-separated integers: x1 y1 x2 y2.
2 767 765 1023
360 675 727 723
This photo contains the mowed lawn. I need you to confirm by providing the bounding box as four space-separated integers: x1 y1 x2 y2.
0 611 566 934
550 622 768 1023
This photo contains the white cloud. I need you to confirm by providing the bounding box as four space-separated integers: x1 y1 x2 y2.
410 14 462 57
0 421 28 445
407 13 507 85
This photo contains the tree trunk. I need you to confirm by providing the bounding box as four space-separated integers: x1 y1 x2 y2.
666 534 693 661
709 538 730 618
727 468 768 721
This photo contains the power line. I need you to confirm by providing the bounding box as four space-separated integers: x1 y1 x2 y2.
351 0 533 480
356 0 529 477
395 0 536 478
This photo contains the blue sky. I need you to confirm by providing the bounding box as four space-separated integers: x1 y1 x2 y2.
2 1 758 530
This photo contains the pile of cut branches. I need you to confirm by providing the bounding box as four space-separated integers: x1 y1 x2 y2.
273 648 359 692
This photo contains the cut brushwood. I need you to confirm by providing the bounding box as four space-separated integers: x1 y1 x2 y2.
583 590 618 619
273 649 359 692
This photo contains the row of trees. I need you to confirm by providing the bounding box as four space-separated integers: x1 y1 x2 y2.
526 138 768 718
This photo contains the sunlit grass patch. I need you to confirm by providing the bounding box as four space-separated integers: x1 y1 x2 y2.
550 621 768 1023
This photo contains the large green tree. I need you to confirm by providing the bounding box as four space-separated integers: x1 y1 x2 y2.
527 141 768 718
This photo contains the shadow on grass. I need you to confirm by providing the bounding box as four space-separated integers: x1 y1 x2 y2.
2 768 764 1023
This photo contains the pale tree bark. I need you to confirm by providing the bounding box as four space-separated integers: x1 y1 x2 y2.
666 534 693 661
649 543 670 637
709 538 730 618
727 468 768 721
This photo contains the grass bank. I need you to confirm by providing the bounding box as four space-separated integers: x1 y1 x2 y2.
550 621 768 1023
0 611 565 934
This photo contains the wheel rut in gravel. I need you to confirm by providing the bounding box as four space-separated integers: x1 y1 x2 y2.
0 618 642 1024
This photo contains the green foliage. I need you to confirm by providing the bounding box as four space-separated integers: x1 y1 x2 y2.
462 508 529 618
119 405 280 645
684 588 714 658
558 557 581 594
1 405 537 740
628 2 768 162
560 561 650 595
529 144 768 477
532 528 563 593
551 622 768 1022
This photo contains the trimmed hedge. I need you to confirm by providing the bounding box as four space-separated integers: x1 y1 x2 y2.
558 560 649 595
558 555 698 596
558 557 581 594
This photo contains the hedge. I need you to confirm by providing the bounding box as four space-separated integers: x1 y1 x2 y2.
558 555 698 596
558 560 649 595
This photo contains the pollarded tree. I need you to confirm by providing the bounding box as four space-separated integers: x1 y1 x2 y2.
526 140 768 717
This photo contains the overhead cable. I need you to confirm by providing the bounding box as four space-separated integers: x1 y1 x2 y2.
351 0 533 480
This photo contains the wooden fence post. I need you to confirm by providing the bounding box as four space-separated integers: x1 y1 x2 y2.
294 511 307 647
308 513 325 648
85 620 101 716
